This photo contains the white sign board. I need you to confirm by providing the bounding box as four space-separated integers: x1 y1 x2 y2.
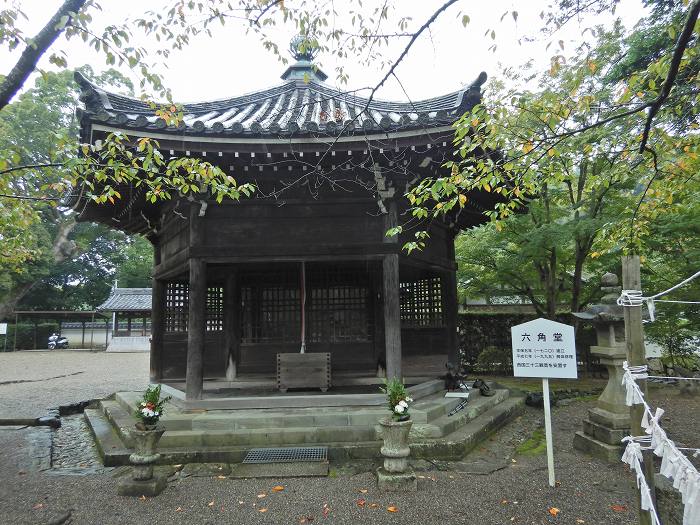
0 323 6 335
511 318 577 379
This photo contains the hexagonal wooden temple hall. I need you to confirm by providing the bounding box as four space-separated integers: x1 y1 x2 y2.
73 45 499 413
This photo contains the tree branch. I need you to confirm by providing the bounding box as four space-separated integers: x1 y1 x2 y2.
0 0 88 111
638 0 700 152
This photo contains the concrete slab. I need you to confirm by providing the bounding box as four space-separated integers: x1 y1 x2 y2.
230 461 329 478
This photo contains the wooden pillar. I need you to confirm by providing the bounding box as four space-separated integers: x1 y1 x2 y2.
186 258 207 399
223 270 240 381
81 321 86 348
622 256 655 524
443 270 459 366
150 278 166 383
383 253 402 380
186 201 206 399
127 316 132 337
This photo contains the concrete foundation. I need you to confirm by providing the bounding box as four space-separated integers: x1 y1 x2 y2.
117 473 167 497
376 467 417 491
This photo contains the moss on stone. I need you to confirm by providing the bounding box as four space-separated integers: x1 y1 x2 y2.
516 428 546 456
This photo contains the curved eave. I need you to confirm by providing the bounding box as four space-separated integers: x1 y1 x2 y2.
75 70 486 140
85 121 458 147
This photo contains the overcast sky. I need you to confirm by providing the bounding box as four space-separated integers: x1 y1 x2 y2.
1 1 646 103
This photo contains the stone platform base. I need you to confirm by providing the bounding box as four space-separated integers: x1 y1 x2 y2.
573 431 623 462
85 386 525 466
376 467 417 491
117 473 167 497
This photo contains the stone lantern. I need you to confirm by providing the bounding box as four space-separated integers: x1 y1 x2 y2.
572 272 630 461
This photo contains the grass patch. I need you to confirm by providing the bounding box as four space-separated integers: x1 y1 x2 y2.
516 428 547 456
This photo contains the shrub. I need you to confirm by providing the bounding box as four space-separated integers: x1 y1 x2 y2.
474 345 513 375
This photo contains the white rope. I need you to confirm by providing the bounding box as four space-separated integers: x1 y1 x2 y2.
618 289 644 307
621 362 700 525
649 270 700 300
654 300 700 304
616 269 700 317
648 375 700 382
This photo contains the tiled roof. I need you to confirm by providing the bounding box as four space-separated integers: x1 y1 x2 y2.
97 288 152 312
75 70 486 138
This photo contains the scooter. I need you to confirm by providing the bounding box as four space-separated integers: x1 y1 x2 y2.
48 333 69 350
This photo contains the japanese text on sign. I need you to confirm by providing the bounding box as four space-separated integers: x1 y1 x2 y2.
510 318 577 379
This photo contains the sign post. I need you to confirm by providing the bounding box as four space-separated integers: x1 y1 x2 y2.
0 322 6 352
511 318 577 488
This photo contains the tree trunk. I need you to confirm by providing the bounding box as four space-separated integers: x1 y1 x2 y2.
0 0 88 110
0 218 78 319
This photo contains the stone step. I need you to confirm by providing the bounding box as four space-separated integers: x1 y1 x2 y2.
406 389 510 439
115 389 457 429
83 408 132 466
159 423 378 448
411 396 526 460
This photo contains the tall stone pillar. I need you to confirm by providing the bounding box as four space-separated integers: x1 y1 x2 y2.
572 273 630 461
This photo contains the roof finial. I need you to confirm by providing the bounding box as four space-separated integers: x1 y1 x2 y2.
289 34 318 62
281 34 327 82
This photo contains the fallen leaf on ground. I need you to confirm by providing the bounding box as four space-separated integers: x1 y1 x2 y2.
272 485 285 492
175 507 183 512
207 501 214 507
501 499 509 505
139 495 147 501
238 501 244 505
358 488 368 494
257 493 267 498
417 475 425 479
216 475 227 479
511 459 517 463
369 503 379 509
322 504 330 517
448 475 454 479
387 506 399 513
356 499 366 508
32 503 44 510
610 504 628 512
548 507 560 517
259 508 268 513
576 520 585 523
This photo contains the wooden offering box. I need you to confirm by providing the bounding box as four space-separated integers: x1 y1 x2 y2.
277 353 331 392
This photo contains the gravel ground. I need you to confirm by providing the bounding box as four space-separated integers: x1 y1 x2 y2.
0 350 149 417
0 352 695 524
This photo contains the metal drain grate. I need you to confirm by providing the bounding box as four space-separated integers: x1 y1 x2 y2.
243 446 328 464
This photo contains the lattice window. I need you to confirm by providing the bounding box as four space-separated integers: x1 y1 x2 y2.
165 282 188 332
308 268 372 343
400 277 444 328
165 282 224 332
206 287 224 331
241 271 300 344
